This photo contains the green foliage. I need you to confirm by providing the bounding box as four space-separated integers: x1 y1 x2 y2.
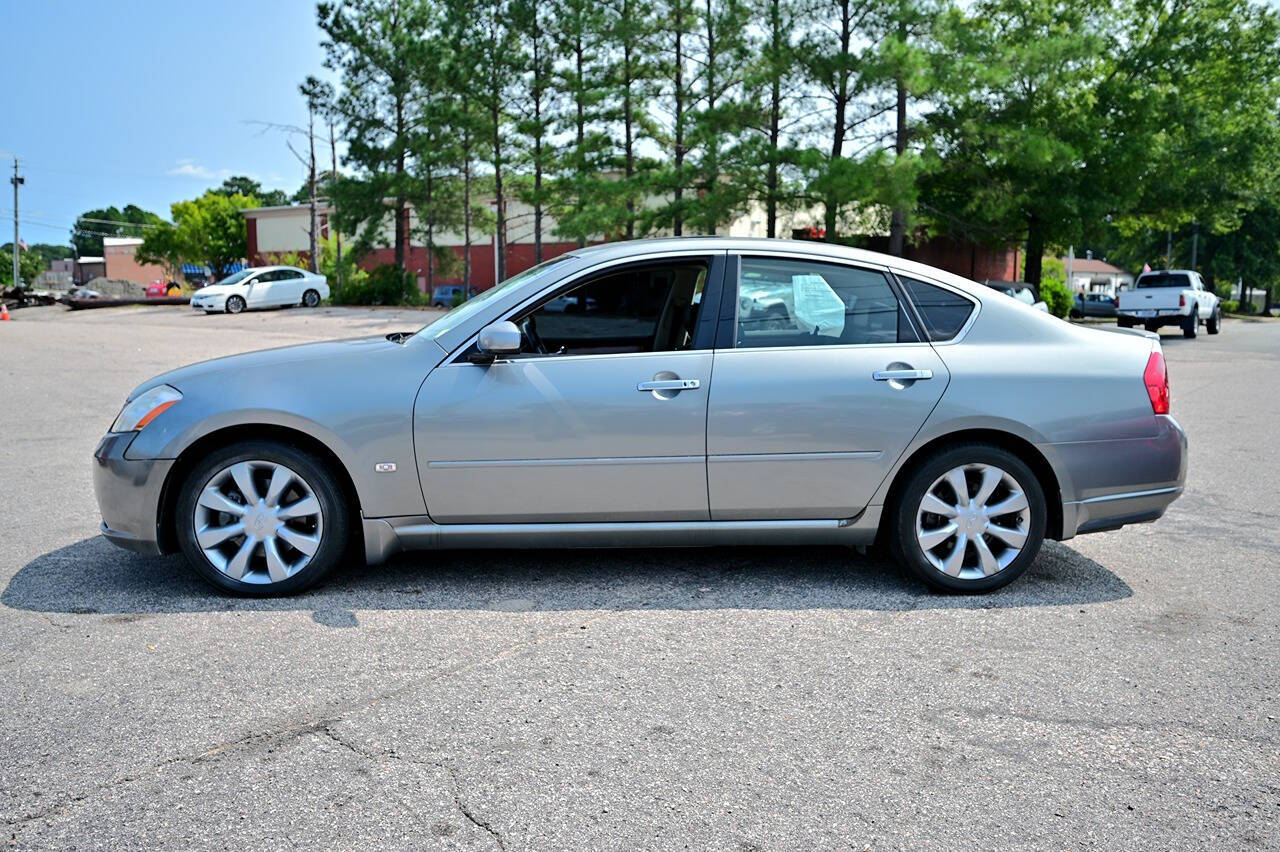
71 205 163 257
139 192 256 278
0 246 46 288
1221 299 1239 313
1039 277 1072 319
215 176 289 207
331 263 423 305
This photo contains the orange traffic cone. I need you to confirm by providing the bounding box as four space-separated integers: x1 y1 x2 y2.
0 303 10 321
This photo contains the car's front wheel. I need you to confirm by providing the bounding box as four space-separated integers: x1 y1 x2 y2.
174 441 350 596
225 295 246 314
890 444 1047 593
302 289 321 308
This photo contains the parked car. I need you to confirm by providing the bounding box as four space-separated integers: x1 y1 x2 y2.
94 238 1186 597
190 266 328 314
1117 269 1220 337
981 280 1049 312
431 285 471 308
1070 292 1118 319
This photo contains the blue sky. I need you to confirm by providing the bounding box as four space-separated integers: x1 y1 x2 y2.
2 0 334 248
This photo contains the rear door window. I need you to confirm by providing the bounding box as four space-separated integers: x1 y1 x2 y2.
899 278 976 341
734 257 918 348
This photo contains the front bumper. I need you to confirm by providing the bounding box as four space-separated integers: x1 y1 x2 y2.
93 432 174 555
1056 414 1188 538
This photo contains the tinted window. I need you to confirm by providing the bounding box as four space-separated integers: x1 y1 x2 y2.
280 270 305 280
1136 273 1191 289
735 258 916 348
517 261 708 355
901 278 975 342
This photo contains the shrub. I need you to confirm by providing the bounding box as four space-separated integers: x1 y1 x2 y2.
1221 299 1239 314
330 263 424 306
1038 276 1073 319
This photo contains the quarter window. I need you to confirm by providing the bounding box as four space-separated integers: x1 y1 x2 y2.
514 261 709 356
900 277 975 342
734 257 917 348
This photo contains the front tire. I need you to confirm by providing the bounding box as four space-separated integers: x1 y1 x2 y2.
225 295 246 314
889 444 1047 594
174 440 350 596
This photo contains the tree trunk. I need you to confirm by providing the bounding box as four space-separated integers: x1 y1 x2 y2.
463 115 472 291
765 0 781 240
887 21 908 258
532 33 545 262
425 169 435 294
491 96 506 282
825 0 851 243
329 121 341 288
394 97 407 271
703 0 718 236
307 106 319 273
673 11 685 237
575 33 587 248
1025 215 1045 286
624 33 635 240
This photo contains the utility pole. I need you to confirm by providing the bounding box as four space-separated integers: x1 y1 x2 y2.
329 119 341 289
10 159 23 289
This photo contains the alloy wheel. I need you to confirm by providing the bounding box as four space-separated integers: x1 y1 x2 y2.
303 289 320 307
915 463 1030 580
192 459 324 584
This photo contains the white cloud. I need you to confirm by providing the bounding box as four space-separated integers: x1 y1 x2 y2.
167 159 219 179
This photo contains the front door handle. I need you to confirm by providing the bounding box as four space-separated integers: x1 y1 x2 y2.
637 379 700 391
872 369 932 382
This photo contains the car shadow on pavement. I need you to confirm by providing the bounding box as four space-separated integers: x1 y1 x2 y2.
3 536 1131 618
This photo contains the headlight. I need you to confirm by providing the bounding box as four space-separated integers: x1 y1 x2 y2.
110 385 183 433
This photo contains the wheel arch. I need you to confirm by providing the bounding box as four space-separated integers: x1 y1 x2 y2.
156 423 362 554
877 428 1065 542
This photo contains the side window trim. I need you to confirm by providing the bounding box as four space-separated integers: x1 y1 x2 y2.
718 252 922 350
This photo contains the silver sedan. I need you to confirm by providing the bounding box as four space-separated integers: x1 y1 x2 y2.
93 238 1186 595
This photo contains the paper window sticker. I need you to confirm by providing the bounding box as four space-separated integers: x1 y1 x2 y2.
791 273 846 338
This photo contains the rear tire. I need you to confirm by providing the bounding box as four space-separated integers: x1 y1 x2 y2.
302 289 321 308
1207 306 1221 334
1183 306 1198 338
174 440 351 596
1117 317 1134 329
225 295 246 315
889 444 1047 594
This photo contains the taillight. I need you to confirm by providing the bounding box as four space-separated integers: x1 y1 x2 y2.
1144 350 1170 414
1179 293 1185 307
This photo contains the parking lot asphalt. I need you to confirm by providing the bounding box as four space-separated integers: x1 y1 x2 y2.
1 305 1277 849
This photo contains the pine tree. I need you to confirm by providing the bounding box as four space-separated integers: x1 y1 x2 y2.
510 0 559 260
649 0 699 235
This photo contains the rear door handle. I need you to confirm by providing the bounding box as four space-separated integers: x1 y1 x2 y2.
872 369 933 381
637 379 701 391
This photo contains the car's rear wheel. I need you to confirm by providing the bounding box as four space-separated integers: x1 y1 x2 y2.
1183 306 1198 338
302 289 321 308
1117 317 1134 329
1207 306 1221 334
174 441 350 596
225 295 246 314
889 444 1046 593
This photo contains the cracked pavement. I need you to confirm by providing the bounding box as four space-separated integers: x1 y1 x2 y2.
1 305 1277 848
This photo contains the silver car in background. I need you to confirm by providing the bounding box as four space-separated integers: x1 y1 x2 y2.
93 238 1186 596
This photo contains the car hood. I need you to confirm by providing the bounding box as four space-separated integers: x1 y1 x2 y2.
127 335 408 400
194 285 236 298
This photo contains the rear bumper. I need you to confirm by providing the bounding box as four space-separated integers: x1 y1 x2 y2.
1117 309 1188 327
93 432 173 556
1054 415 1187 538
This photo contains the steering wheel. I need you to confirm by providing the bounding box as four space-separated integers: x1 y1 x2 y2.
519 315 548 355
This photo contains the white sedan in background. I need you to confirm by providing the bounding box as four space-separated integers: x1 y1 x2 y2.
191 266 329 314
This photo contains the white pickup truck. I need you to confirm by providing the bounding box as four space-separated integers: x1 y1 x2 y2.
1117 269 1221 338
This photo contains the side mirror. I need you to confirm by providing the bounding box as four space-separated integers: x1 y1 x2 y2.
472 320 521 362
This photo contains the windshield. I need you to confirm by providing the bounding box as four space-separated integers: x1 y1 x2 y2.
420 256 572 340
1137 273 1191 289
214 269 255 287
